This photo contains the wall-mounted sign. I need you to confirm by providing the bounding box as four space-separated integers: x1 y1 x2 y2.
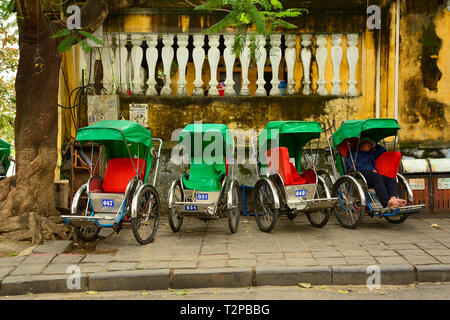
438 178 450 190
129 104 149 128
87 95 120 125
409 178 425 190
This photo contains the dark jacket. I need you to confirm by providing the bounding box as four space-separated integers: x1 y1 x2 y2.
347 144 386 172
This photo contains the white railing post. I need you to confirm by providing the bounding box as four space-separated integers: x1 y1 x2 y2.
285 34 297 95
239 35 251 96
161 34 174 96
176 34 189 96
223 34 236 96
114 33 129 93
255 35 267 96
316 34 328 96
346 33 359 97
300 34 312 95
208 35 220 96
192 34 205 96
331 33 343 96
131 34 144 94
269 34 282 96
145 35 158 96
100 34 115 94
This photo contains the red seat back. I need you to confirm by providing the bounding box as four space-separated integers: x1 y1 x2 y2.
102 158 146 193
375 151 401 179
337 138 359 157
266 147 306 186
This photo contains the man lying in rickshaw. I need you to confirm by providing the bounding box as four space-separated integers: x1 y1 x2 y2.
347 137 407 209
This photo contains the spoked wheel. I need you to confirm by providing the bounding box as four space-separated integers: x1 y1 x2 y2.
253 179 279 233
168 180 184 232
332 177 365 229
385 176 410 224
306 179 331 228
227 180 240 234
72 186 101 242
317 169 334 191
131 185 160 245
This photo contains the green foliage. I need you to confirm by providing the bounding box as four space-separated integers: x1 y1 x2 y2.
51 28 104 53
194 0 307 56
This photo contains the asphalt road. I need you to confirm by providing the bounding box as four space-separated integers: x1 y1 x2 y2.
2 283 450 300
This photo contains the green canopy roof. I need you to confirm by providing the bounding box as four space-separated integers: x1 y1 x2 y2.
332 118 401 147
76 120 153 183
258 121 323 174
0 139 11 173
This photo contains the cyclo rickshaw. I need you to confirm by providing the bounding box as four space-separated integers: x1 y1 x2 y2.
61 120 163 245
323 118 425 229
0 139 12 180
167 123 240 233
250 121 338 233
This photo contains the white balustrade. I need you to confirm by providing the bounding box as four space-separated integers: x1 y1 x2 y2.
315 34 328 96
269 34 282 96
331 33 343 96
114 33 128 93
176 34 189 96
131 34 144 94
145 35 158 96
96 32 361 98
192 34 205 96
223 34 236 96
346 33 359 97
239 36 251 96
161 34 174 96
300 34 312 95
284 34 297 95
255 35 267 96
208 35 220 96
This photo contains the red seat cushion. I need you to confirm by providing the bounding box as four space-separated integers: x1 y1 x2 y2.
301 169 317 184
102 158 146 193
375 151 401 179
266 147 306 186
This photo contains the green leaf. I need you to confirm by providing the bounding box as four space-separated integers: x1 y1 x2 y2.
57 35 77 52
51 28 72 39
175 290 188 296
204 11 239 34
78 30 104 46
272 20 298 30
79 40 91 53
270 0 283 10
7 0 15 13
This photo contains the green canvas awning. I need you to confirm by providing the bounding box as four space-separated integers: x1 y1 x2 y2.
76 120 153 182
332 118 401 147
0 139 11 173
178 124 233 192
258 121 323 173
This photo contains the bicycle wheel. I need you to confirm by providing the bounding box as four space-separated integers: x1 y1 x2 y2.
131 185 160 245
72 186 101 242
227 180 240 233
306 178 331 228
253 179 279 233
332 176 365 229
168 180 184 232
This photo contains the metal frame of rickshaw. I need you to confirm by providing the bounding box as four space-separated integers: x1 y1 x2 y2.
167 125 240 233
249 122 338 230
61 126 163 237
324 122 425 220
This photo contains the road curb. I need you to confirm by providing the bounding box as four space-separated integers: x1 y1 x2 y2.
171 268 253 289
415 265 450 283
89 269 170 292
256 266 332 286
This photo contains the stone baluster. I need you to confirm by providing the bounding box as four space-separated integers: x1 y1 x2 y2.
100 34 115 94
331 33 343 96
269 34 282 96
239 35 251 96
255 35 267 96
300 34 312 95
207 35 220 96
223 35 236 96
192 34 205 96
176 34 189 96
315 34 328 96
114 33 129 93
131 34 144 94
161 34 174 96
145 35 158 96
284 34 297 95
346 33 359 97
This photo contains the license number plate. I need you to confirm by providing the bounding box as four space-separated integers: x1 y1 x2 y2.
185 205 198 211
295 190 306 197
102 199 115 207
197 193 208 200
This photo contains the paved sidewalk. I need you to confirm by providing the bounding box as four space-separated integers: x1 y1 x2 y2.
1 216 450 295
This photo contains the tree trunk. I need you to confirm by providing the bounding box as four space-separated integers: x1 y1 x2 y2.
0 2 69 244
